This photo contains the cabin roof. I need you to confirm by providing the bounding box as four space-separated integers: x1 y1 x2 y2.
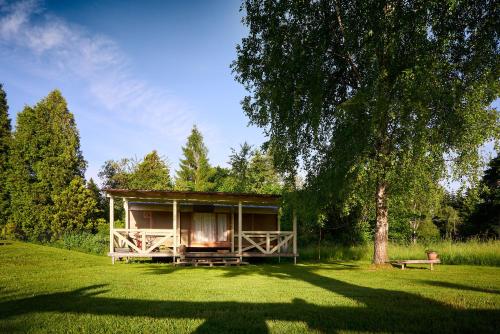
103 189 281 205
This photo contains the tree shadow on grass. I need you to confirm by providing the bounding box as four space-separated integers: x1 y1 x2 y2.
418 280 500 295
1 265 499 333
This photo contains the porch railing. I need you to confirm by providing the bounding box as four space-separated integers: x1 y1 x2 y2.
112 228 175 255
235 231 294 255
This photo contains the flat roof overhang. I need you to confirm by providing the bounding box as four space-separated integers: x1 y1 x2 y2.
103 189 281 206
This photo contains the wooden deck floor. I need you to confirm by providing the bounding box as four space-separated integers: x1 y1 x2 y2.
108 251 298 258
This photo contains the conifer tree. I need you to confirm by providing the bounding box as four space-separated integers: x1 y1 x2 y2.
175 125 214 191
128 150 172 190
8 90 86 241
0 84 11 231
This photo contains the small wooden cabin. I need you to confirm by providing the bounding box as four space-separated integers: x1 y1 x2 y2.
105 189 297 263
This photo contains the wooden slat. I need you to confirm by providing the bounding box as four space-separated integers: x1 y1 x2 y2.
242 233 268 254
113 231 141 253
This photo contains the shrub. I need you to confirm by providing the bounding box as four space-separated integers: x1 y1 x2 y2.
57 231 108 255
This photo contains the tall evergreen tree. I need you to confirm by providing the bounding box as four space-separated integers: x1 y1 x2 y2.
0 84 11 231
8 90 86 241
175 125 214 191
128 150 172 190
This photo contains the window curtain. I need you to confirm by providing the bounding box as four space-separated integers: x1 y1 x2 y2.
217 214 227 241
193 213 216 242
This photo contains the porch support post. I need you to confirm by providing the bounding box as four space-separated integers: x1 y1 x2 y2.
293 209 297 265
230 206 235 253
277 212 281 263
109 196 114 264
173 200 178 261
238 201 242 261
123 199 129 230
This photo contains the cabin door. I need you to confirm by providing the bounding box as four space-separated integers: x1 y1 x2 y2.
192 213 228 243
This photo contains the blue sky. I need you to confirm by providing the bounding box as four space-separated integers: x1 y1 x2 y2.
0 0 263 183
0 0 497 189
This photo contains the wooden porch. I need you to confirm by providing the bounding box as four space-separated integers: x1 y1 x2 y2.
105 189 298 264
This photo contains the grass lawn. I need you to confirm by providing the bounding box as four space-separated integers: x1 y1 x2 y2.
1 242 499 333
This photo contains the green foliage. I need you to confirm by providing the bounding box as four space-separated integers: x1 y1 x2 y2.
127 150 172 190
464 155 500 237
0 83 11 229
175 125 214 191
86 178 106 220
98 158 135 189
57 230 108 255
51 178 100 239
220 143 282 194
416 217 441 242
233 0 499 261
7 90 86 241
209 166 231 191
221 142 253 192
434 205 462 240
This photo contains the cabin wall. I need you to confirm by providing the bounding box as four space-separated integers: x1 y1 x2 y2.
128 203 278 247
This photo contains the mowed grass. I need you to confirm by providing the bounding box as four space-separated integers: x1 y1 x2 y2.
1 242 499 333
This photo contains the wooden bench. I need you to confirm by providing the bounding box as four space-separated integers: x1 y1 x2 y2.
394 259 441 270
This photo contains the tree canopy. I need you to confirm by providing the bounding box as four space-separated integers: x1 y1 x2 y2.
233 0 499 263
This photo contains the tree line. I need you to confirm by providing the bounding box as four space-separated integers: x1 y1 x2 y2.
0 86 282 242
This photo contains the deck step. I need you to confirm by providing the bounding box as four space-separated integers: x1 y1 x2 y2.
174 257 248 267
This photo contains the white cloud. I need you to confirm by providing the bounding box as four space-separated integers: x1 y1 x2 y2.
0 0 199 141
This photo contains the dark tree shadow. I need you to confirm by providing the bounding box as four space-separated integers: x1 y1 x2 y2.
1 265 499 333
419 280 500 295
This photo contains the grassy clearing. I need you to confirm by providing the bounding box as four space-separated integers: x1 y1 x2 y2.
300 240 500 266
0 241 499 333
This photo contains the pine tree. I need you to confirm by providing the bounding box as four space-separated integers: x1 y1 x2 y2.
8 90 86 241
0 84 12 231
128 150 172 190
175 125 214 191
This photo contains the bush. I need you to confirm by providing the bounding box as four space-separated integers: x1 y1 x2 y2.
56 231 109 255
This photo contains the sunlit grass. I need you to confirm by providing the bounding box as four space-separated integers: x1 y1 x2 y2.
0 241 499 333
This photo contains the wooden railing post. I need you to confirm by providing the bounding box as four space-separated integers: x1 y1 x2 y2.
141 231 146 252
266 232 270 253
238 201 242 260
231 206 235 253
293 210 297 264
173 200 178 260
109 196 114 264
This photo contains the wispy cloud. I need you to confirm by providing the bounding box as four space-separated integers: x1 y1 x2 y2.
0 0 199 140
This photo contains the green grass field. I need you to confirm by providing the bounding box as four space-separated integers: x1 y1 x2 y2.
1 241 499 333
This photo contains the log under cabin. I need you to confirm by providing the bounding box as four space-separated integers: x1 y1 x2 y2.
104 189 298 264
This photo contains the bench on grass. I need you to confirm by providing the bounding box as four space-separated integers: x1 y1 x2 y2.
393 259 441 270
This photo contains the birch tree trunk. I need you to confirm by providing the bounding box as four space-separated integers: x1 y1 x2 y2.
373 181 389 264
